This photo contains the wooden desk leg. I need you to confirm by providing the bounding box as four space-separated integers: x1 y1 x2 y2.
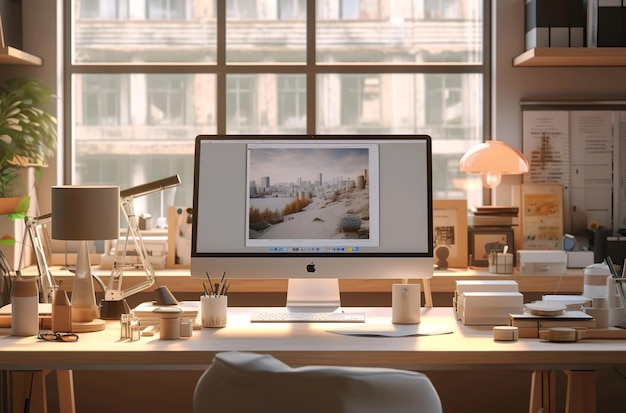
529 370 556 413
10 371 48 413
56 370 76 413
422 278 433 308
564 370 596 413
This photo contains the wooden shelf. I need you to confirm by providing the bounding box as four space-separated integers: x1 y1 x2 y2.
0 46 42 66
513 47 626 67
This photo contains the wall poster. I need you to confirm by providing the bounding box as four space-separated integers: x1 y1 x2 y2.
520 184 564 250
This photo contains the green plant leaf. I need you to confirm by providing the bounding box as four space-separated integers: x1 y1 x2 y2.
6 196 30 219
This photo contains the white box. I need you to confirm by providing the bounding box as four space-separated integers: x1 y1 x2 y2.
454 280 519 319
460 292 524 325
517 250 567 275
567 251 594 268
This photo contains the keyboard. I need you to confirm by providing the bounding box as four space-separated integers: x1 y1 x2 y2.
250 311 366 323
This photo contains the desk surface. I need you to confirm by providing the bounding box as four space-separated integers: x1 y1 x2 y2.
1 307 624 372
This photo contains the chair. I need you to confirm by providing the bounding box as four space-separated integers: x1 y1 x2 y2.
193 351 442 413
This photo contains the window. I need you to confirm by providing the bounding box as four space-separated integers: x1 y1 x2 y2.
278 75 306 129
279 0 306 20
67 0 488 216
79 0 119 19
147 76 187 125
227 75 257 130
147 0 185 20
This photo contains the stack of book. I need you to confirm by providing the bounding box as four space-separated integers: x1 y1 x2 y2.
468 206 519 228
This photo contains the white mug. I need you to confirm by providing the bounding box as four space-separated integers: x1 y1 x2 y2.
392 284 421 324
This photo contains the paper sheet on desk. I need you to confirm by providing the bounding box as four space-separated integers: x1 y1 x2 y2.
327 324 453 337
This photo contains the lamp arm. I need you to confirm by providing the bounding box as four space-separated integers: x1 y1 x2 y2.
104 196 156 302
24 214 57 303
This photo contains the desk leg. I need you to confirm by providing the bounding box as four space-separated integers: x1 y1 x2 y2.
422 279 433 308
56 370 76 413
9 370 75 413
10 371 47 413
529 370 556 413
564 370 596 413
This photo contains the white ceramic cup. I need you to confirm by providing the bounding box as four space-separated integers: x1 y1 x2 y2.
201 295 228 328
392 283 421 324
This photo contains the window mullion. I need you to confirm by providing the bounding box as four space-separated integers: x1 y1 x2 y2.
306 0 316 135
217 0 227 135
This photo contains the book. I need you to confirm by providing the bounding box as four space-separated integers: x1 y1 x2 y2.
468 215 519 227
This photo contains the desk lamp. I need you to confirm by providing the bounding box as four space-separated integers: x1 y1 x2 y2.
459 140 529 189
23 213 56 303
100 175 181 319
52 185 120 332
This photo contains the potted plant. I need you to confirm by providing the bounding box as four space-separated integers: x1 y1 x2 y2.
0 77 57 216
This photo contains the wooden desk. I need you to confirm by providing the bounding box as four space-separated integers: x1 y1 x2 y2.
1 307 623 413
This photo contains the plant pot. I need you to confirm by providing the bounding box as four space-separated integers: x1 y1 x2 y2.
0 197 24 215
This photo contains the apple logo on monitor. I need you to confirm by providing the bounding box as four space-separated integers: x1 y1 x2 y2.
306 262 316 273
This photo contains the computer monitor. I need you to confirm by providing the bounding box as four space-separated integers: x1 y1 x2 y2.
191 135 433 311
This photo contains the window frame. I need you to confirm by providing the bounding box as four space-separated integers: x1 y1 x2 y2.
64 0 491 204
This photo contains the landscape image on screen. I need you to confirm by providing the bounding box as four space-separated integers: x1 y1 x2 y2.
247 145 372 242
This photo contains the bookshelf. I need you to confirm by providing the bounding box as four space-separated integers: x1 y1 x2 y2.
0 46 42 66
513 47 626 67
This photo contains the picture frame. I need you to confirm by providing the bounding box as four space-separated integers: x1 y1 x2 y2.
468 226 514 267
167 206 193 269
519 183 564 250
433 199 468 269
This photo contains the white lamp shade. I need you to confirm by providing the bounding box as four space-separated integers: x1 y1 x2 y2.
459 140 529 175
52 185 120 240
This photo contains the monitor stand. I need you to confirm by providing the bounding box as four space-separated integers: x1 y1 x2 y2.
286 278 341 313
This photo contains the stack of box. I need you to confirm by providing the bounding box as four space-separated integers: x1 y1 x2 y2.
455 280 523 325
525 0 586 49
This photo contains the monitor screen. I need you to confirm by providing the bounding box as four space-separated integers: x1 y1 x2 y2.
190 135 433 285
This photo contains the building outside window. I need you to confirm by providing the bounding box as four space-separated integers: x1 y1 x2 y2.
67 0 487 217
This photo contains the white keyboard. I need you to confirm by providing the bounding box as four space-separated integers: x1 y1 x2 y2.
250 311 366 323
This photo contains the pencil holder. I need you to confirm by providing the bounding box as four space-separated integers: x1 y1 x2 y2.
201 295 227 328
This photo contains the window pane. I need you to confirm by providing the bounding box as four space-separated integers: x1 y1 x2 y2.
226 0 306 63
73 0 215 63
316 0 482 63
73 73 215 216
226 74 307 134
316 73 483 205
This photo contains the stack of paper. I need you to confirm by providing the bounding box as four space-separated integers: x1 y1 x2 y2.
508 311 596 338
